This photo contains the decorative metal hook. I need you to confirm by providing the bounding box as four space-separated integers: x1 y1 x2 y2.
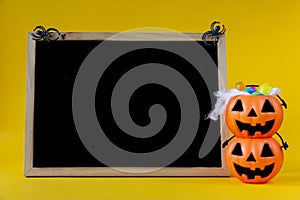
31 25 60 42
202 21 226 46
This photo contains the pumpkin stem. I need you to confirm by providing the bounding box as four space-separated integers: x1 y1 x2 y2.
276 132 289 150
222 135 235 148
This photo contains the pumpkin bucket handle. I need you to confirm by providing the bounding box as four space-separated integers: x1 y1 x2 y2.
276 132 289 150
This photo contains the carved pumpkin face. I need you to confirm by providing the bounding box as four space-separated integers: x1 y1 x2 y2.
225 95 283 138
225 137 283 183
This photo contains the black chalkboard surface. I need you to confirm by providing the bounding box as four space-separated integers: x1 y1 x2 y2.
25 32 229 176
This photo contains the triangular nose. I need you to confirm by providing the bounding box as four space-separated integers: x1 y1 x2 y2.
246 153 256 162
248 108 257 117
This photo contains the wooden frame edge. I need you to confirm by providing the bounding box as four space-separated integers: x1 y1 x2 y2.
26 167 229 177
28 32 217 41
24 33 36 176
218 34 230 176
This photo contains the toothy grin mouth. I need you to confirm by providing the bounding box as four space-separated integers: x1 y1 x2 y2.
234 163 274 179
235 119 275 136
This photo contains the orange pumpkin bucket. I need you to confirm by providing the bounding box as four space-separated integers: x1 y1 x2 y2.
225 95 283 138
225 137 283 184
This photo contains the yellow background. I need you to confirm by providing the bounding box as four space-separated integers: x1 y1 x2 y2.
1 0 300 199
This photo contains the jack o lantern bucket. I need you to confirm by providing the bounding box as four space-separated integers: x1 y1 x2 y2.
225 95 283 138
225 137 283 184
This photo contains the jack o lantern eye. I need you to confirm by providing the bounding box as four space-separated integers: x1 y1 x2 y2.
232 143 243 156
232 99 243 112
261 143 274 157
261 100 275 113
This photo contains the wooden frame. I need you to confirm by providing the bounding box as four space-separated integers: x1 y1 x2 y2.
25 32 229 176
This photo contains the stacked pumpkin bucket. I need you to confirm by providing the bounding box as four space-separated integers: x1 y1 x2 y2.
208 82 288 184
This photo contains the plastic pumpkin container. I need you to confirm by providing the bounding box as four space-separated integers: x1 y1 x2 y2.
225 95 283 138
225 137 283 184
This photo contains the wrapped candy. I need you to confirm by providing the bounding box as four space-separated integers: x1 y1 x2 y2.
257 83 273 95
235 81 246 91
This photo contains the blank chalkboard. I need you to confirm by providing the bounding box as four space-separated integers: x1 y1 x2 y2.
25 32 229 176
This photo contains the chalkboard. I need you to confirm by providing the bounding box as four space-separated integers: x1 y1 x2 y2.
25 32 229 176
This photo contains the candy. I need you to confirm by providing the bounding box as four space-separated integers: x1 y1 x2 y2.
250 86 257 92
235 81 246 91
252 92 263 96
257 83 273 95
244 87 255 94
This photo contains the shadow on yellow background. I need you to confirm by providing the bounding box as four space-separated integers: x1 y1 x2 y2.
0 0 300 199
